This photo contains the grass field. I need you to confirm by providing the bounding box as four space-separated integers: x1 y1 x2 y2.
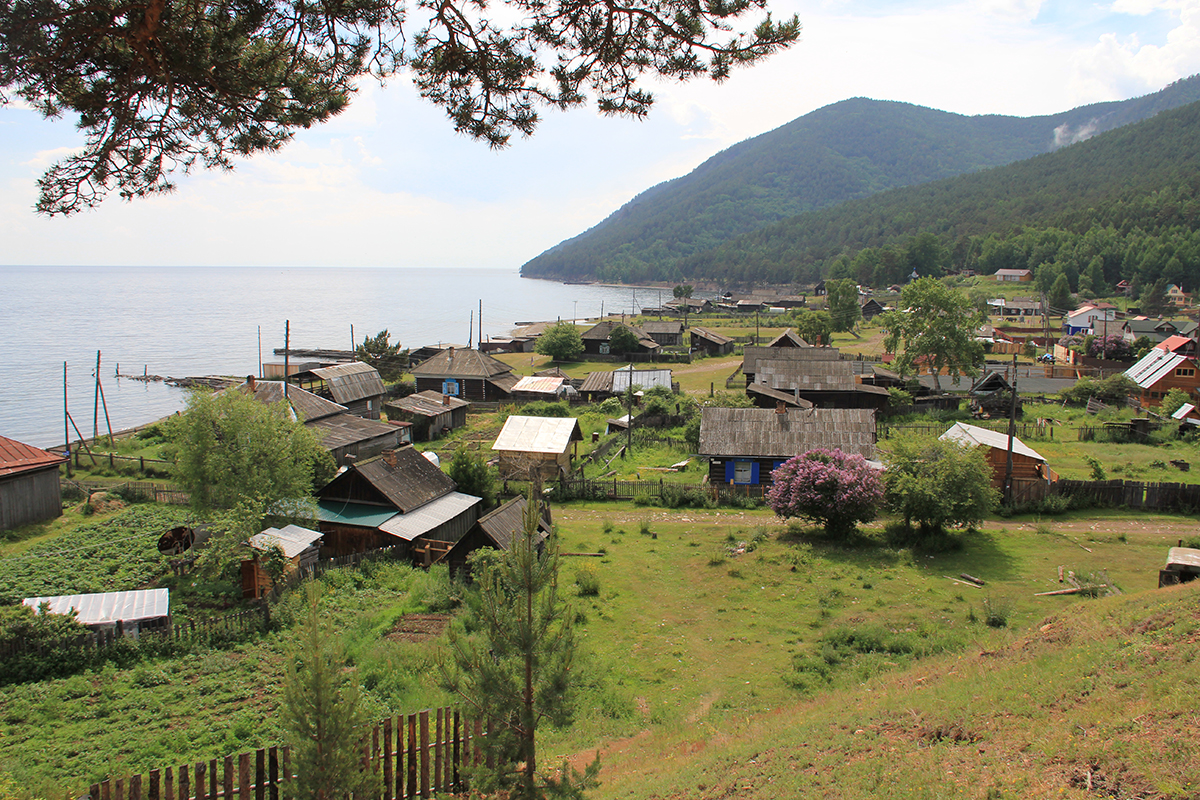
3 500 1196 798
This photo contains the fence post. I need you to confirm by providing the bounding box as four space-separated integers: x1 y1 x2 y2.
179 765 189 800
268 748 278 800
163 768 173 800
148 771 160 800
406 714 417 799
419 710 430 798
255 750 265 800
238 754 251 800
194 764 205 800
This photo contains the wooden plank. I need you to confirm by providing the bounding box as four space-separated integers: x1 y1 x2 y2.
209 760 217 800
223 757 233 800
255 750 265 800
195 763 206 800
163 767 173 800
101 779 111 800
452 710 461 791
268 747 279 800
383 717 394 800
406 714 417 800
149 771 160 800
281 748 291 800
131 775 143 800
434 708 443 793
179 765 189 800
116 778 125 800
420 710 430 799
238 754 251 800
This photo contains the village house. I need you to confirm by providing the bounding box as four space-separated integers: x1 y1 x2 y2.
741 345 889 409
1124 348 1200 409
690 326 735 356
1167 284 1190 308
579 366 675 401
860 298 886 321
383 391 470 442
993 268 1033 282
764 329 810 348
1155 335 1198 357
641 320 685 347
409 347 519 401
987 297 1043 318
233 377 402 466
580 320 660 356
1063 304 1117 336
1122 318 1198 346
1 435 68 532
315 446 482 565
939 421 1054 489
698 406 877 487
440 494 552 578
492 415 583 481
305 362 386 420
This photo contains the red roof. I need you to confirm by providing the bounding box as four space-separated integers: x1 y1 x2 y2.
0 435 68 477
1156 335 1193 353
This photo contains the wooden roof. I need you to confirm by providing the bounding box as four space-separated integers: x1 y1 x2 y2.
767 329 810 348
475 495 550 551
229 380 346 422
691 327 733 346
386 390 471 418
580 320 660 350
746 384 814 408
318 446 456 514
579 371 615 394
752 358 857 392
698 407 876 459
306 413 399 450
310 362 385 404
641 321 684 335
743 345 840 376
410 347 514 380
0 435 67 477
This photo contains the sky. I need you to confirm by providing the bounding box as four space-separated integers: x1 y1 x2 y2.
2 0 1199 270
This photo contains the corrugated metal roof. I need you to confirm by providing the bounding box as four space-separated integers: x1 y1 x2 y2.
317 500 400 528
939 422 1045 461
378 492 481 541
311 362 385 404
24 588 169 624
250 524 323 558
492 416 583 454
0 435 67 477
698 407 876 459
1125 349 1190 389
612 368 673 392
512 376 565 394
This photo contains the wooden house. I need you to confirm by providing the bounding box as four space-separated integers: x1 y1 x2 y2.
690 327 734 356
316 447 482 564
384 391 471 441
641 321 685 347
580 321 660 356
440 495 552 578
241 524 323 598
698 407 877 487
511 375 570 403
409 347 519 401
860 298 886 321
993 269 1033 282
1121 318 1197 346
23 588 170 637
765 329 810 348
492 416 584 481
308 362 386 419
578 367 674 401
1 435 68 533
1124 348 1200 409
232 378 401 466
939 422 1051 489
743 346 888 409
1156 335 1198 357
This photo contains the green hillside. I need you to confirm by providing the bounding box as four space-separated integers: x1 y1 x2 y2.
520 75 1200 285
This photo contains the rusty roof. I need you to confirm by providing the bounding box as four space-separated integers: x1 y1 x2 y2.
698 407 876 459
310 362 385 404
0 435 67 477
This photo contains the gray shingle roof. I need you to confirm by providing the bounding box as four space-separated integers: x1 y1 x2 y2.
698 407 876 459
310 362 385 404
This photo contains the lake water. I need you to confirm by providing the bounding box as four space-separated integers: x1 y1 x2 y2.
0 266 675 448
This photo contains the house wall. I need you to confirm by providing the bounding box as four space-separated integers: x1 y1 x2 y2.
497 450 571 480
0 467 63 532
1140 368 1200 408
318 523 395 558
707 457 788 487
415 376 509 402
981 450 1044 489
340 396 383 420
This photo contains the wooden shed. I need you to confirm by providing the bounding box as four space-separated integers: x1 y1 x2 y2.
698 407 877 486
641 321 685 347
440 495 552 579
690 327 734 356
580 321 660 356
241 524 323 598
0 435 68 533
939 422 1052 489
384 391 471 441
1159 547 1200 587
309 362 386 419
492 416 584 481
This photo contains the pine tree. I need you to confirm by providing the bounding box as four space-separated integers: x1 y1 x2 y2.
281 583 379 800
442 489 597 799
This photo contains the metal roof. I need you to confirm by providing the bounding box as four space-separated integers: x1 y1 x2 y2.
939 421 1045 461
317 500 400 528
249 524 323 558
24 588 169 624
698 407 876 459
493 416 583 454
1124 349 1191 389
1173 403 1197 420
512 376 565 394
310 362 385 404
378 491 481 541
612 367 673 392
0 435 67 477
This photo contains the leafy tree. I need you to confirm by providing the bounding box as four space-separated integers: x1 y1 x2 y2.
2 0 800 215
1161 387 1191 416
880 435 997 534
823 278 861 333
166 388 334 576
1048 273 1073 311
880 278 985 391
442 488 596 799
788 309 832 346
672 284 695 327
448 447 497 508
1088 334 1133 361
766 449 882 537
356 329 408 382
1140 278 1170 316
608 325 641 355
281 583 379 800
1058 374 1139 406
535 322 584 362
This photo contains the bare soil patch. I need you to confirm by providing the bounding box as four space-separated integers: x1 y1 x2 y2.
386 613 451 643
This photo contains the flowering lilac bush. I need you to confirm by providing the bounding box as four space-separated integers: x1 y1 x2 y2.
1088 334 1133 360
767 448 883 537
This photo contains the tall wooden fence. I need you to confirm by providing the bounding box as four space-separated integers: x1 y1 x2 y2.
1052 479 1200 512
553 476 766 502
87 707 476 800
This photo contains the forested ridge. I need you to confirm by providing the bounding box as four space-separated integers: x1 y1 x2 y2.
520 75 1200 285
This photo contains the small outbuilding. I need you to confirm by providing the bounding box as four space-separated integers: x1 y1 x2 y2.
939 421 1053 489
23 588 170 637
492 416 584 480
309 362 387 420
409 347 519 401
241 524 323 598
1159 547 1200 587
384 391 471 441
690 327 734 356
1 435 68 533
440 495 552 578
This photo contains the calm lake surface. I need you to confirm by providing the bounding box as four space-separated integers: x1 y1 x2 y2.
0 266 672 448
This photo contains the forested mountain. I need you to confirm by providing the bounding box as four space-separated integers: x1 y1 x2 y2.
520 75 1200 284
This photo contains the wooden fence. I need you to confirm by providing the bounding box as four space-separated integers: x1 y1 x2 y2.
553 476 765 502
1052 479 1200 512
64 479 188 505
87 707 475 800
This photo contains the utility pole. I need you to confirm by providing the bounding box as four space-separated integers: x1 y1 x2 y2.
284 320 290 399
1003 353 1018 505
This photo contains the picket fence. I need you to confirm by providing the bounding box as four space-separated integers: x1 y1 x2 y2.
87 707 476 800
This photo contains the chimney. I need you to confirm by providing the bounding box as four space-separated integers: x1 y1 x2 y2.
447 346 454 362
246 374 256 392
382 449 397 468
443 393 450 406
776 401 787 415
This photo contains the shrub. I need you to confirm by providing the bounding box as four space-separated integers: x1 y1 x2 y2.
574 567 601 597
1161 387 1191 416
1058 374 1139 406
766 448 882 537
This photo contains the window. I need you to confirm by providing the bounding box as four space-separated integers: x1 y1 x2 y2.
734 461 753 483
1175 368 1195 377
